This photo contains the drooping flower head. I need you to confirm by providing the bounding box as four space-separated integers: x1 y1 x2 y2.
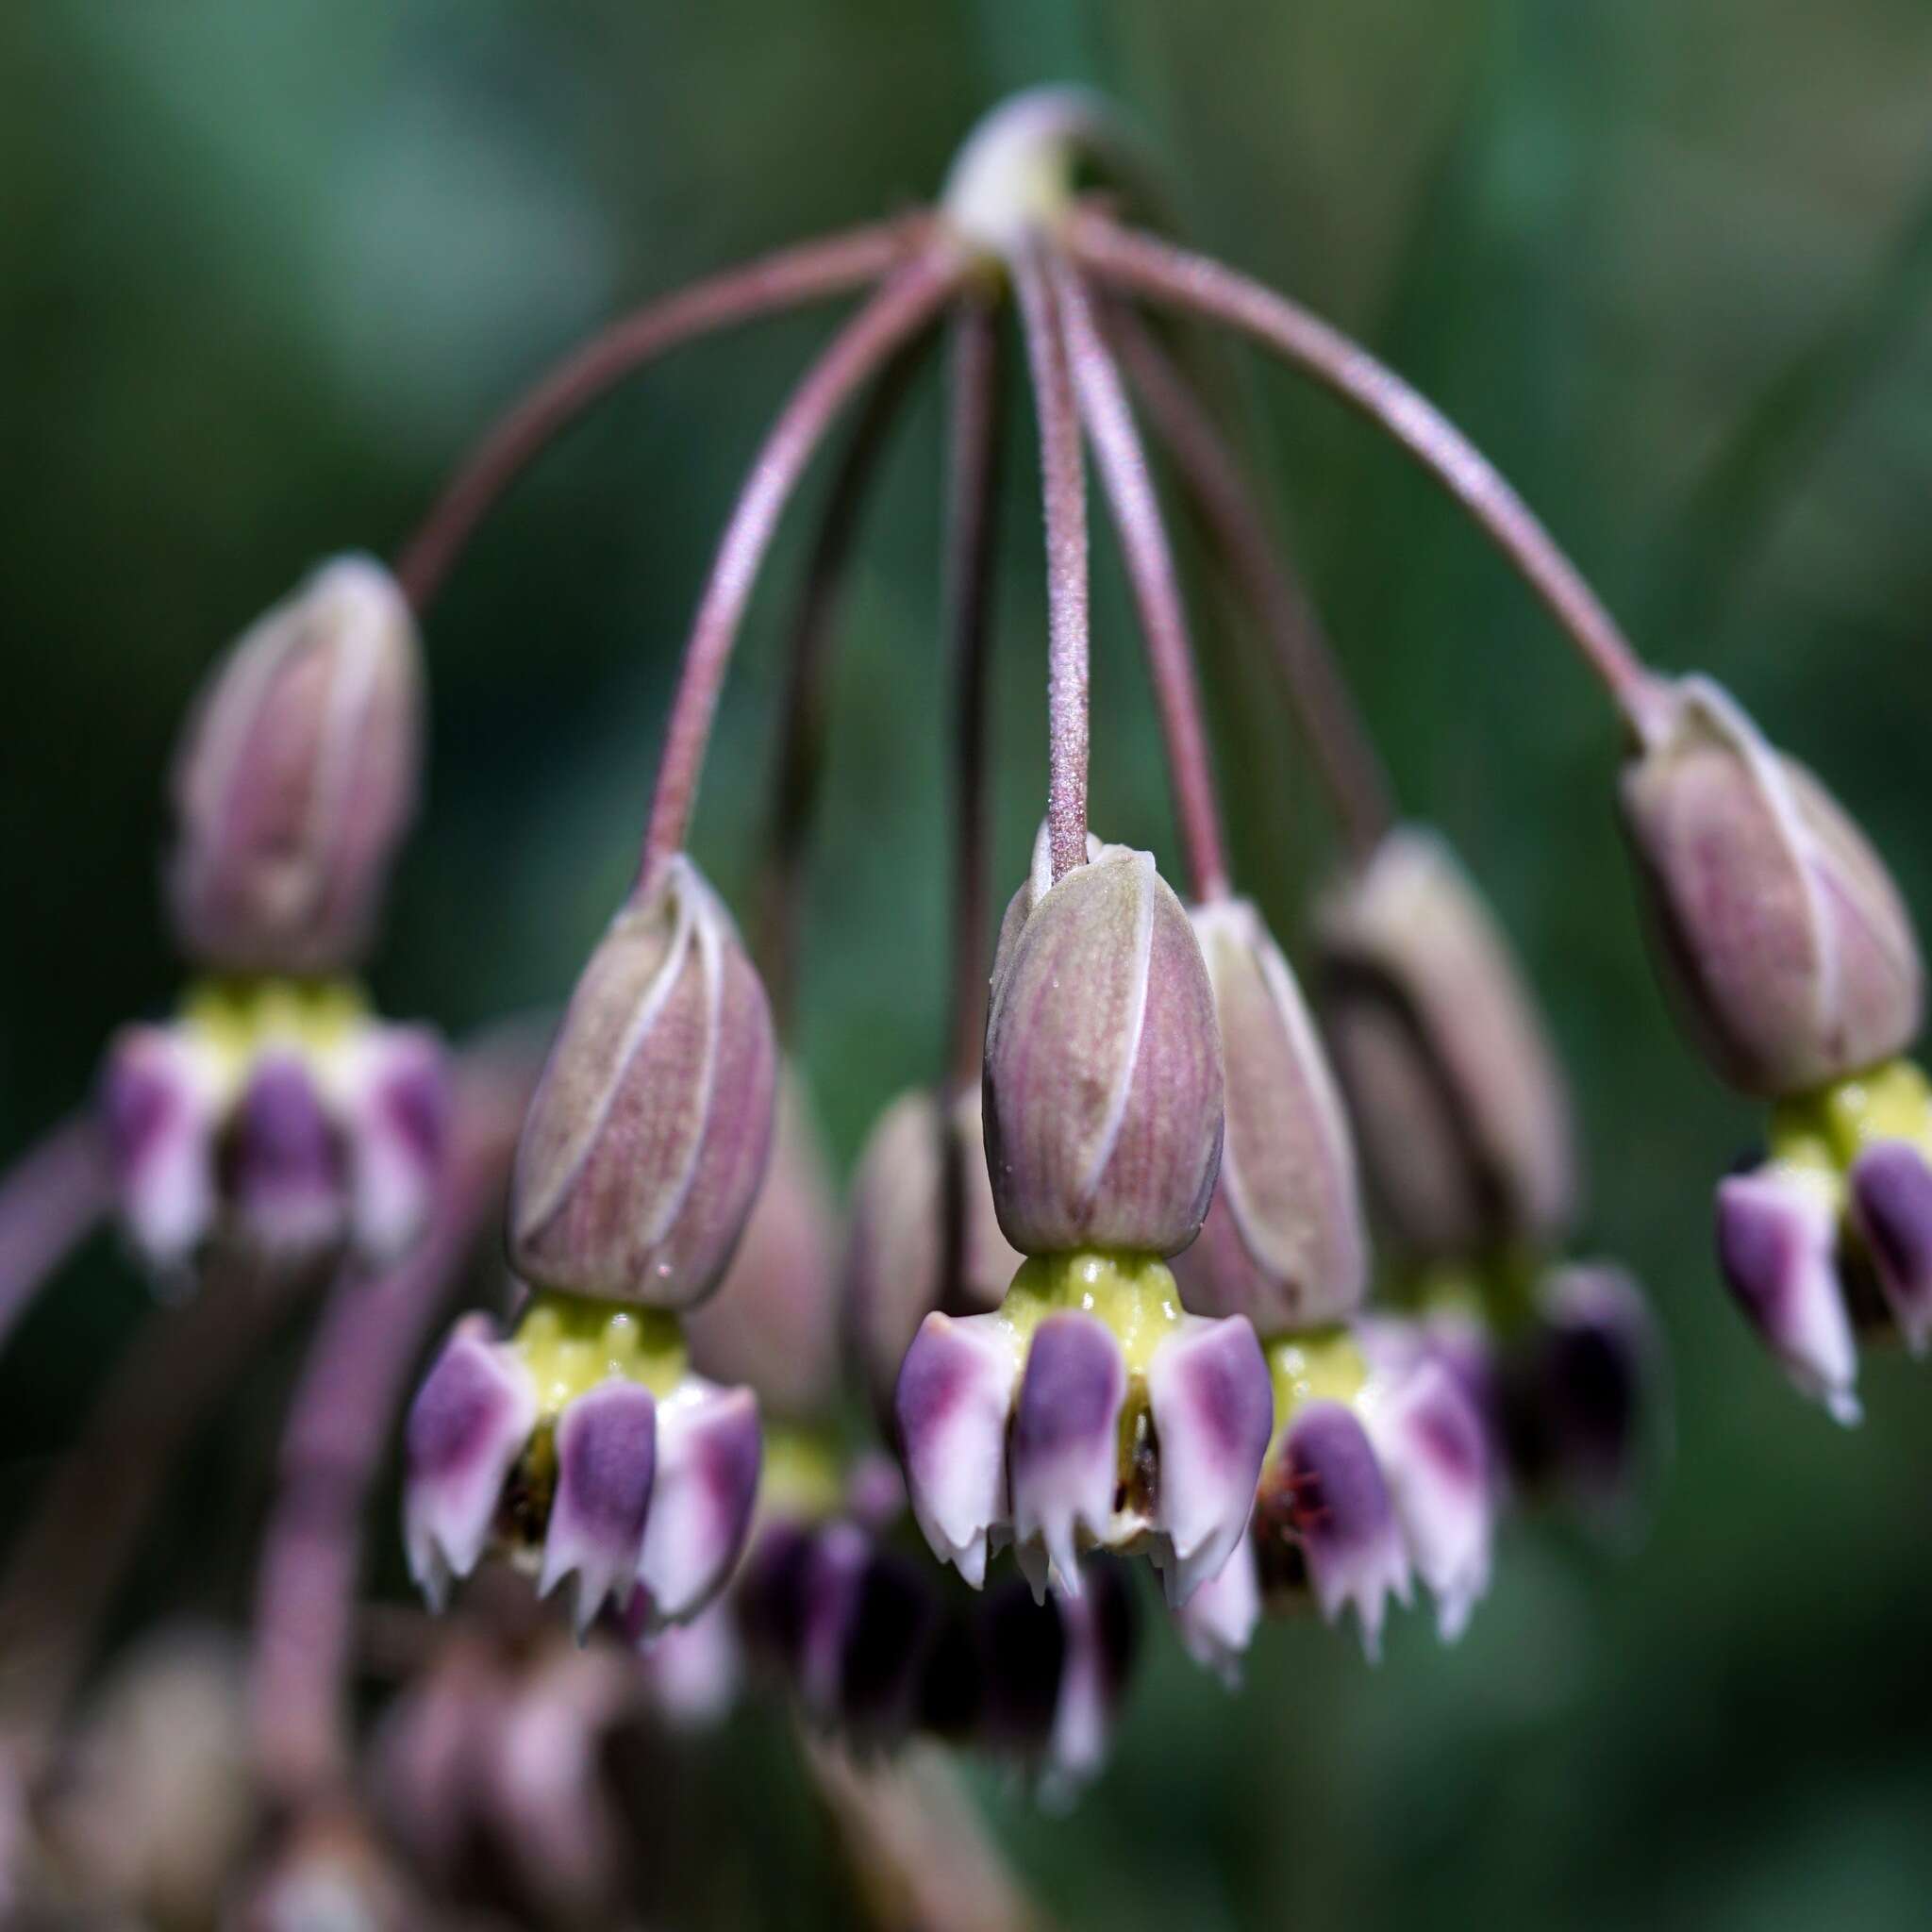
102 558 449 1281
1311 824 1663 1515
897 831 1273 1608
1621 675 1932 1420
405 852 775 1631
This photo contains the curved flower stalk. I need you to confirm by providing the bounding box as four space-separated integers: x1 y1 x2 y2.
1621 676 1932 1422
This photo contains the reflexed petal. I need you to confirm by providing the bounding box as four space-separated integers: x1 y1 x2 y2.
1362 1359 1492 1642
1279 1401 1411 1659
1716 1169 1860 1423
791 1522 871 1718
895 1311 1020 1589
1041 1562 1135 1803
539 1380 658 1638
1528 1263 1660 1507
1849 1141 1932 1354
1009 1312 1126 1601
230 1053 345 1256
101 1025 220 1271
636 1602 742 1732
342 1024 450 1262
1172 1533 1259 1688
403 1319 538 1609
1144 1314 1272 1608
632 1379 761 1631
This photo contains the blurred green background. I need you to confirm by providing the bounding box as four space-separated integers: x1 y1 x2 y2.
6 2 1932 1927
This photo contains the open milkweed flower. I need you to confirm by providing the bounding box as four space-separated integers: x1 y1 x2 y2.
403 1295 760 1637
1615 677 1932 1419
92 555 449 1283
1178 1324 1495 1667
405 851 775 1631
897 832 1272 1607
1717 1060 1932 1423
102 982 448 1275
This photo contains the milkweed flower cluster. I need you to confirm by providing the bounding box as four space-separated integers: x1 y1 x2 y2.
6 83 1929 1927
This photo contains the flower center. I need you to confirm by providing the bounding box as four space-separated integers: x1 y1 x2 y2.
508 1290 688 1416
1262 1325 1369 1456
178 974 368 1091
1769 1058 1932 1194
996 1248 1184 1374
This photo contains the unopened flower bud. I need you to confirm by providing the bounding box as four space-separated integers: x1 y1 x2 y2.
843 1086 1019 1424
1620 675 1923 1097
509 856 777 1310
1176 896 1368 1328
983 831 1224 1257
1315 827 1576 1259
403 1295 761 1635
685 1070 841 1423
167 555 423 978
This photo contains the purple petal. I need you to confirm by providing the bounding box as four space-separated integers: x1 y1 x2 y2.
1716 1168 1859 1423
791 1522 872 1719
1172 1533 1259 1688
403 1318 538 1609
1849 1141 1932 1355
1041 1560 1136 1802
1279 1400 1411 1659
1526 1264 1661 1507
1009 1312 1126 1601
636 1601 743 1732
1144 1313 1273 1608
1361 1358 1493 1641
540 1379 658 1638
343 1024 450 1262
229 1053 345 1257
100 1025 219 1271
632 1379 761 1632
895 1311 1019 1589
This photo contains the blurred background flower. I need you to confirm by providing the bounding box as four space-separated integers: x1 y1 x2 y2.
6 2 1932 1927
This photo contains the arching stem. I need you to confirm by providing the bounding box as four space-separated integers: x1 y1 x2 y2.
393 217 924 612
1011 240 1091 885
1068 210 1668 743
753 334 936 1030
249 1045 532 1810
1104 303 1397 861
641 247 965 875
0 1254 318 1774
0 1110 110 1360
1054 256 1230 902
942 297 1006 1094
